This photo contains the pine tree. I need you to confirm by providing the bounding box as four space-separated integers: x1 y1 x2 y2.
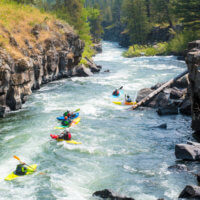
175 0 200 30
122 0 150 44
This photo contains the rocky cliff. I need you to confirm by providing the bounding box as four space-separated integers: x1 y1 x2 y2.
186 40 200 132
0 20 101 117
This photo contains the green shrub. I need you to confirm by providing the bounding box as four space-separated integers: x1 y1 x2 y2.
167 30 200 54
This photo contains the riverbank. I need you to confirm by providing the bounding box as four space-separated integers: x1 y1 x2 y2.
122 30 200 58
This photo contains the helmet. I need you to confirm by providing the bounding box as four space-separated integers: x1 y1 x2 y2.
127 95 130 98
68 132 71 140
64 116 68 120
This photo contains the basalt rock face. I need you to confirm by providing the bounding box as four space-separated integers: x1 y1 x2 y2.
186 40 200 132
0 21 96 117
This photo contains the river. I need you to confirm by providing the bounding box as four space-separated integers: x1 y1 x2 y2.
0 41 194 200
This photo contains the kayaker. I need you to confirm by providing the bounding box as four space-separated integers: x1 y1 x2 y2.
61 116 72 126
112 89 120 96
59 130 72 140
125 94 132 103
63 110 70 117
14 161 27 176
51 130 72 141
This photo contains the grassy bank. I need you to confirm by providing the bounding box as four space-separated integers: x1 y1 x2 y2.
0 0 94 62
123 30 200 58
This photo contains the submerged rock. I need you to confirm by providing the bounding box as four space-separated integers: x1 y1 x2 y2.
93 189 135 200
179 185 200 198
168 164 188 171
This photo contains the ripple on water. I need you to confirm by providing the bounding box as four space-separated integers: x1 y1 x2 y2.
0 41 192 200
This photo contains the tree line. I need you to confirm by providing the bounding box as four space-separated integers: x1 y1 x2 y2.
86 0 200 45
9 0 200 48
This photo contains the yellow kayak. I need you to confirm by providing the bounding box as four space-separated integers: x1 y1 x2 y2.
5 164 37 181
57 139 82 144
54 117 80 129
112 101 137 105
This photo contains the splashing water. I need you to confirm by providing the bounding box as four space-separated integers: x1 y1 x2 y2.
0 42 193 200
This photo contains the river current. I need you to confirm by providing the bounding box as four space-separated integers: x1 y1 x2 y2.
0 42 194 200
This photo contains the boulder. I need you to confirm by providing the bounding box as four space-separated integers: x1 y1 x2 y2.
151 83 163 90
151 92 170 108
136 88 153 102
197 173 200 183
0 106 6 117
93 189 135 200
175 142 200 161
179 185 200 198
157 104 178 115
92 43 102 53
172 74 189 89
169 88 183 99
179 98 191 115
74 64 93 77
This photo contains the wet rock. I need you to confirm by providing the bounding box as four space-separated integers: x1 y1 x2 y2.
168 164 188 171
157 104 178 115
0 106 6 117
172 74 189 89
136 88 153 102
180 98 191 115
175 141 200 161
93 189 135 200
92 43 102 53
179 185 200 198
197 173 200 183
74 64 93 77
170 88 183 99
157 123 167 129
151 83 163 90
104 69 110 73
151 92 170 108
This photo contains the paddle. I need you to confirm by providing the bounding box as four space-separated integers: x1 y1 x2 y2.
13 155 36 172
118 86 123 90
73 108 80 113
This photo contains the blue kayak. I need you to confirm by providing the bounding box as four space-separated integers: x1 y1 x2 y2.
57 113 79 120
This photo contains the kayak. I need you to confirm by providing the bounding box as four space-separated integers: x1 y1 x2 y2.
54 117 80 129
112 101 137 105
56 113 79 121
5 164 37 181
50 135 81 144
57 138 81 144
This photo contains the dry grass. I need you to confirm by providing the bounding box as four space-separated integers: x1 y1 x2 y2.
0 0 73 59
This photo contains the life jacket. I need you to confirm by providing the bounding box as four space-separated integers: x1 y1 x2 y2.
113 90 119 96
59 132 71 140
126 97 132 103
15 164 27 176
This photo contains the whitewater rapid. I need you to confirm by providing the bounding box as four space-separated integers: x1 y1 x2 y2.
0 41 193 200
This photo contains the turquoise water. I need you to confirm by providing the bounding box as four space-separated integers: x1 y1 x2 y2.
0 42 193 200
